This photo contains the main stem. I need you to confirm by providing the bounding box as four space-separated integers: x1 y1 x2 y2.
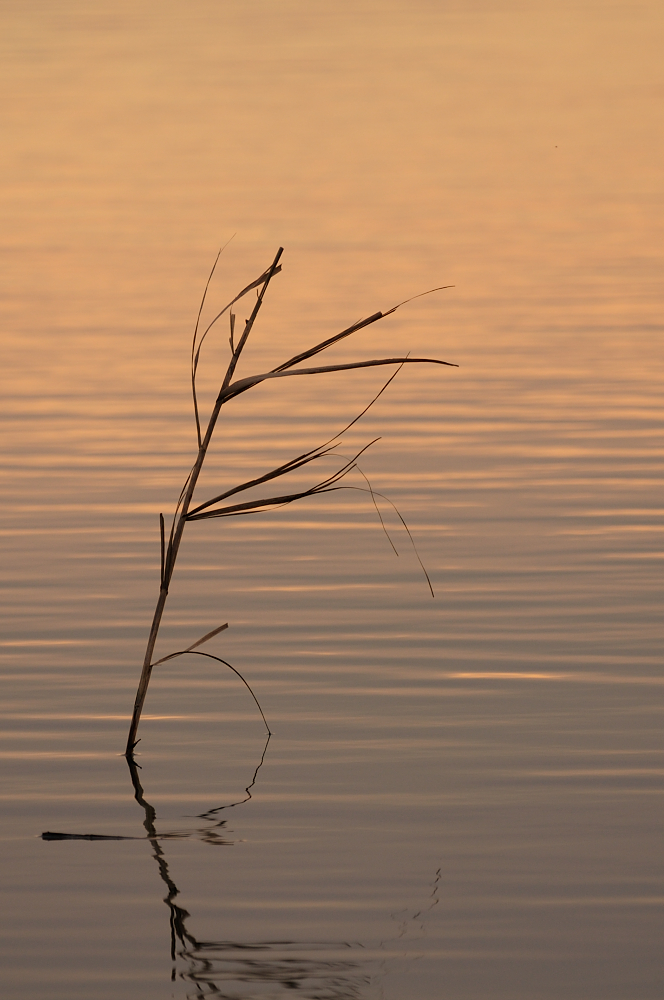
125 400 226 755
124 249 283 756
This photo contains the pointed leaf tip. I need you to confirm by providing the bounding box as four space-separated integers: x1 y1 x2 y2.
185 623 229 652
151 623 229 667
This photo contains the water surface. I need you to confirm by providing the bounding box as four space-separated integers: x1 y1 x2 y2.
1 2 663 997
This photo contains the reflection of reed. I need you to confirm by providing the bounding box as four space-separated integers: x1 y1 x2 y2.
192 733 271 823
126 748 370 999
391 866 441 941
42 742 438 997
126 754 197 965
373 865 443 998
177 945 368 999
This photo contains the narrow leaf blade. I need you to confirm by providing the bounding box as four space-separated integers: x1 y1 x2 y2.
152 623 229 666
185 622 229 652
219 356 458 404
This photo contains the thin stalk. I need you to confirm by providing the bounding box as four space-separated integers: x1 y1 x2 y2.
125 249 283 755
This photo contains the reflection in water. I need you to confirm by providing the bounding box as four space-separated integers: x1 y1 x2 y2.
389 867 441 944
41 743 441 997
126 747 370 999
373 867 442 995
178 947 368 1000
192 735 272 825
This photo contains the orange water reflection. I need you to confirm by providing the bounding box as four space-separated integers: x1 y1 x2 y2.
1 2 663 999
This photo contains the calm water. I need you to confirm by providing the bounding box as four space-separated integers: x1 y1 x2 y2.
1 2 663 998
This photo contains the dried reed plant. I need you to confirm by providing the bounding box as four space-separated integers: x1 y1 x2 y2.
125 248 456 756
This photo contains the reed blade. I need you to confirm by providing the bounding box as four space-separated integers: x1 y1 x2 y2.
186 440 379 521
344 485 435 597
188 442 341 517
219 248 284 393
191 244 226 445
184 622 230 651
272 285 454 373
159 513 165 586
189 366 408 518
191 246 283 445
152 623 229 666
218 356 457 405
152 649 270 734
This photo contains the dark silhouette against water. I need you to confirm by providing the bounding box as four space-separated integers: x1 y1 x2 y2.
42 738 371 998
41 730 443 997
125 248 456 754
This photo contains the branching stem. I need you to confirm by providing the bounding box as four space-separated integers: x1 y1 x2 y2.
125 249 455 755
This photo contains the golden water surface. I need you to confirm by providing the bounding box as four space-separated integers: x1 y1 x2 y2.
1 2 662 998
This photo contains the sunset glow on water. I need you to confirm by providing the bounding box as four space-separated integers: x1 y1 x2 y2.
1 2 662 998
